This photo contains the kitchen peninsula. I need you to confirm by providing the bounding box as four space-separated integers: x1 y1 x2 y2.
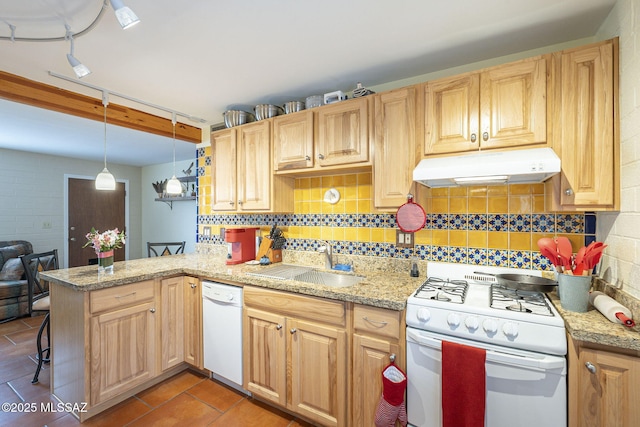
41 253 420 423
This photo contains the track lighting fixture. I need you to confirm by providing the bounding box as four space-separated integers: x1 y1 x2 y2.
166 113 183 195
109 0 140 30
65 25 90 78
95 91 116 191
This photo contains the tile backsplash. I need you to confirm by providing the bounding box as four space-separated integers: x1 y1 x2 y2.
195 147 594 271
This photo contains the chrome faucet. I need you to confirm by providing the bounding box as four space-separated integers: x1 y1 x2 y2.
317 240 333 270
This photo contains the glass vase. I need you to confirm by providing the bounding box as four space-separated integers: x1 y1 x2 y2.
98 250 114 274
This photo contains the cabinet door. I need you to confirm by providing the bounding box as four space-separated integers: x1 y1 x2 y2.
558 42 616 209
237 121 271 211
316 97 369 166
211 129 237 211
479 57 547 149
273 111 314 171
574 347 640 427
90 301 157 404
289 318 347 427
160 277 184 371
183 276 202 369
424 73 480 154
374 86 418 208
352 334 400 427
243 307 287 407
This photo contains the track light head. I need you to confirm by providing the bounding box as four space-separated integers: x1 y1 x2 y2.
66 53 91 78
109 0 140 29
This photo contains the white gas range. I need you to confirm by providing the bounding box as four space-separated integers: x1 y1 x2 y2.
406 262 567 427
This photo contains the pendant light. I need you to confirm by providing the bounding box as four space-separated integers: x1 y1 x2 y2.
95 91 116 190
166 113 182 195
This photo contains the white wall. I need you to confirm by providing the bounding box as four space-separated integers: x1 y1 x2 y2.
0 148 142 264
595 0 640 298
141 159 197 256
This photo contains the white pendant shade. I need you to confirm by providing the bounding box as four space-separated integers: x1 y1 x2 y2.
95 167 116 190
166 175 182 195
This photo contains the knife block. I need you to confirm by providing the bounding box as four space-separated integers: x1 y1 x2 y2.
268 249 282 263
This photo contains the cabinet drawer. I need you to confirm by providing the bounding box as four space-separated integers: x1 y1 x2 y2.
354 305 401 340
90 280 155 314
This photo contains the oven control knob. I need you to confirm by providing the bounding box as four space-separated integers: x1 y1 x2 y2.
416 308 431 323
502 322 519 339
447 313 461 329
483 319 498 334
465 316 479 331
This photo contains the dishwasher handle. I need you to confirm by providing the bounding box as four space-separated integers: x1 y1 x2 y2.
407 329 565 370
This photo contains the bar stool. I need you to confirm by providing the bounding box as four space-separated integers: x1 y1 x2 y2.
19 249 59 384
147 241 185 257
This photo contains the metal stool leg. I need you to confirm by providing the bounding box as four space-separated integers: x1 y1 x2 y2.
32 313 50 384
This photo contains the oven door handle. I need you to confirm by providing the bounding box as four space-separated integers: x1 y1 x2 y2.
407 329 565 370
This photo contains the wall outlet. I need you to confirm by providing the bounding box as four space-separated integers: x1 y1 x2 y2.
203 226 211 236
396 230 414 248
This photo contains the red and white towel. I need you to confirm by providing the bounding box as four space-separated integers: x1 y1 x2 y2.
442 340 486 427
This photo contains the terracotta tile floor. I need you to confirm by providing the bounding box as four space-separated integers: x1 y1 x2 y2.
0 317 317 426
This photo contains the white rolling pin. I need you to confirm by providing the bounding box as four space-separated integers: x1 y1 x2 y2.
589 291 636 327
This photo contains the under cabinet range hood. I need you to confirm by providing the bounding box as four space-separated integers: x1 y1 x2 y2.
413 147 561 188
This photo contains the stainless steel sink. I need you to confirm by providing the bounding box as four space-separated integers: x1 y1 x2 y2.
292 270 365 288
246 264 364 288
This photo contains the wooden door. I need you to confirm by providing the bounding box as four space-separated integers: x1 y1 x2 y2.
68 178 125 267
289 318 347 427
90 301 157 404
424 72 480 154
573 347 640 427
243 307 287 407
183 276 202 369
160 276 184 371
316 97 369 166
559 42 615 208
352 334 400 427
273 110 314 171
374 86 418 208
237 121 271 211
479 56 547 148
211 129 237 211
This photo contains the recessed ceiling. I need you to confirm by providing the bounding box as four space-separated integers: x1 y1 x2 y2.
0 0 617 166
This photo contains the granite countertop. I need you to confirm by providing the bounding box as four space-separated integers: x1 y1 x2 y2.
40 253 422 311
548 291 640 353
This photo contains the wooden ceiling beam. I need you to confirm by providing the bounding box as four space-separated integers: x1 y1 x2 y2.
0 70 202 144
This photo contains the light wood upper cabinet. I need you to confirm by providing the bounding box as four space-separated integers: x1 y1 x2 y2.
243 286 348 427
373 86 419 209
568 335 640 427
211 122 294 212
273 110 314 171
160 276 184 371
424 56 547 155
547 39 618 211
183 276 202 369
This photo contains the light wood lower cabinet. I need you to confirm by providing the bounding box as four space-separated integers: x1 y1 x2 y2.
568 335 640 427
243 286 348 427
352 304 405 427
160 276 184 371
183 276 202 369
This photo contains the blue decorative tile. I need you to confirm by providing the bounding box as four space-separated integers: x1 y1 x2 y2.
205 156 211 166
508 250 531 269
556 214 584 233
487 249 508 267
531 214 554 233
431 214 448 230
450 214 468 230
432 246 449 262
468 214 487 231
488 214 507 232
585 213 596 234
449 247 467 264
508 214 531 232
468 248 487 266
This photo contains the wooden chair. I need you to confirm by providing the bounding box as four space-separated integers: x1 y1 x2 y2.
19 249 59 384
147 241 185 257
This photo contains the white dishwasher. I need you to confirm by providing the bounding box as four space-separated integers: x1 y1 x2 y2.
202 281 246 392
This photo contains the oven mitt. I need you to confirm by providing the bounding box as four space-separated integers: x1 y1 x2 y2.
374 363 408 427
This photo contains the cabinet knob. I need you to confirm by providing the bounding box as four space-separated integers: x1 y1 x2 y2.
318 154 325 160
305 155 311 161
482 132 489 141
564 188 574 196
69 237 76 241
229 201 235 206
190 283 197 289
585 361 596 374
470 133 477 143
276 324 282 330
238 200 243 205
150 308 156 313
290 328 297 334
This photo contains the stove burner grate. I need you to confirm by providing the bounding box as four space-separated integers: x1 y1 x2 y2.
413 277 468 304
